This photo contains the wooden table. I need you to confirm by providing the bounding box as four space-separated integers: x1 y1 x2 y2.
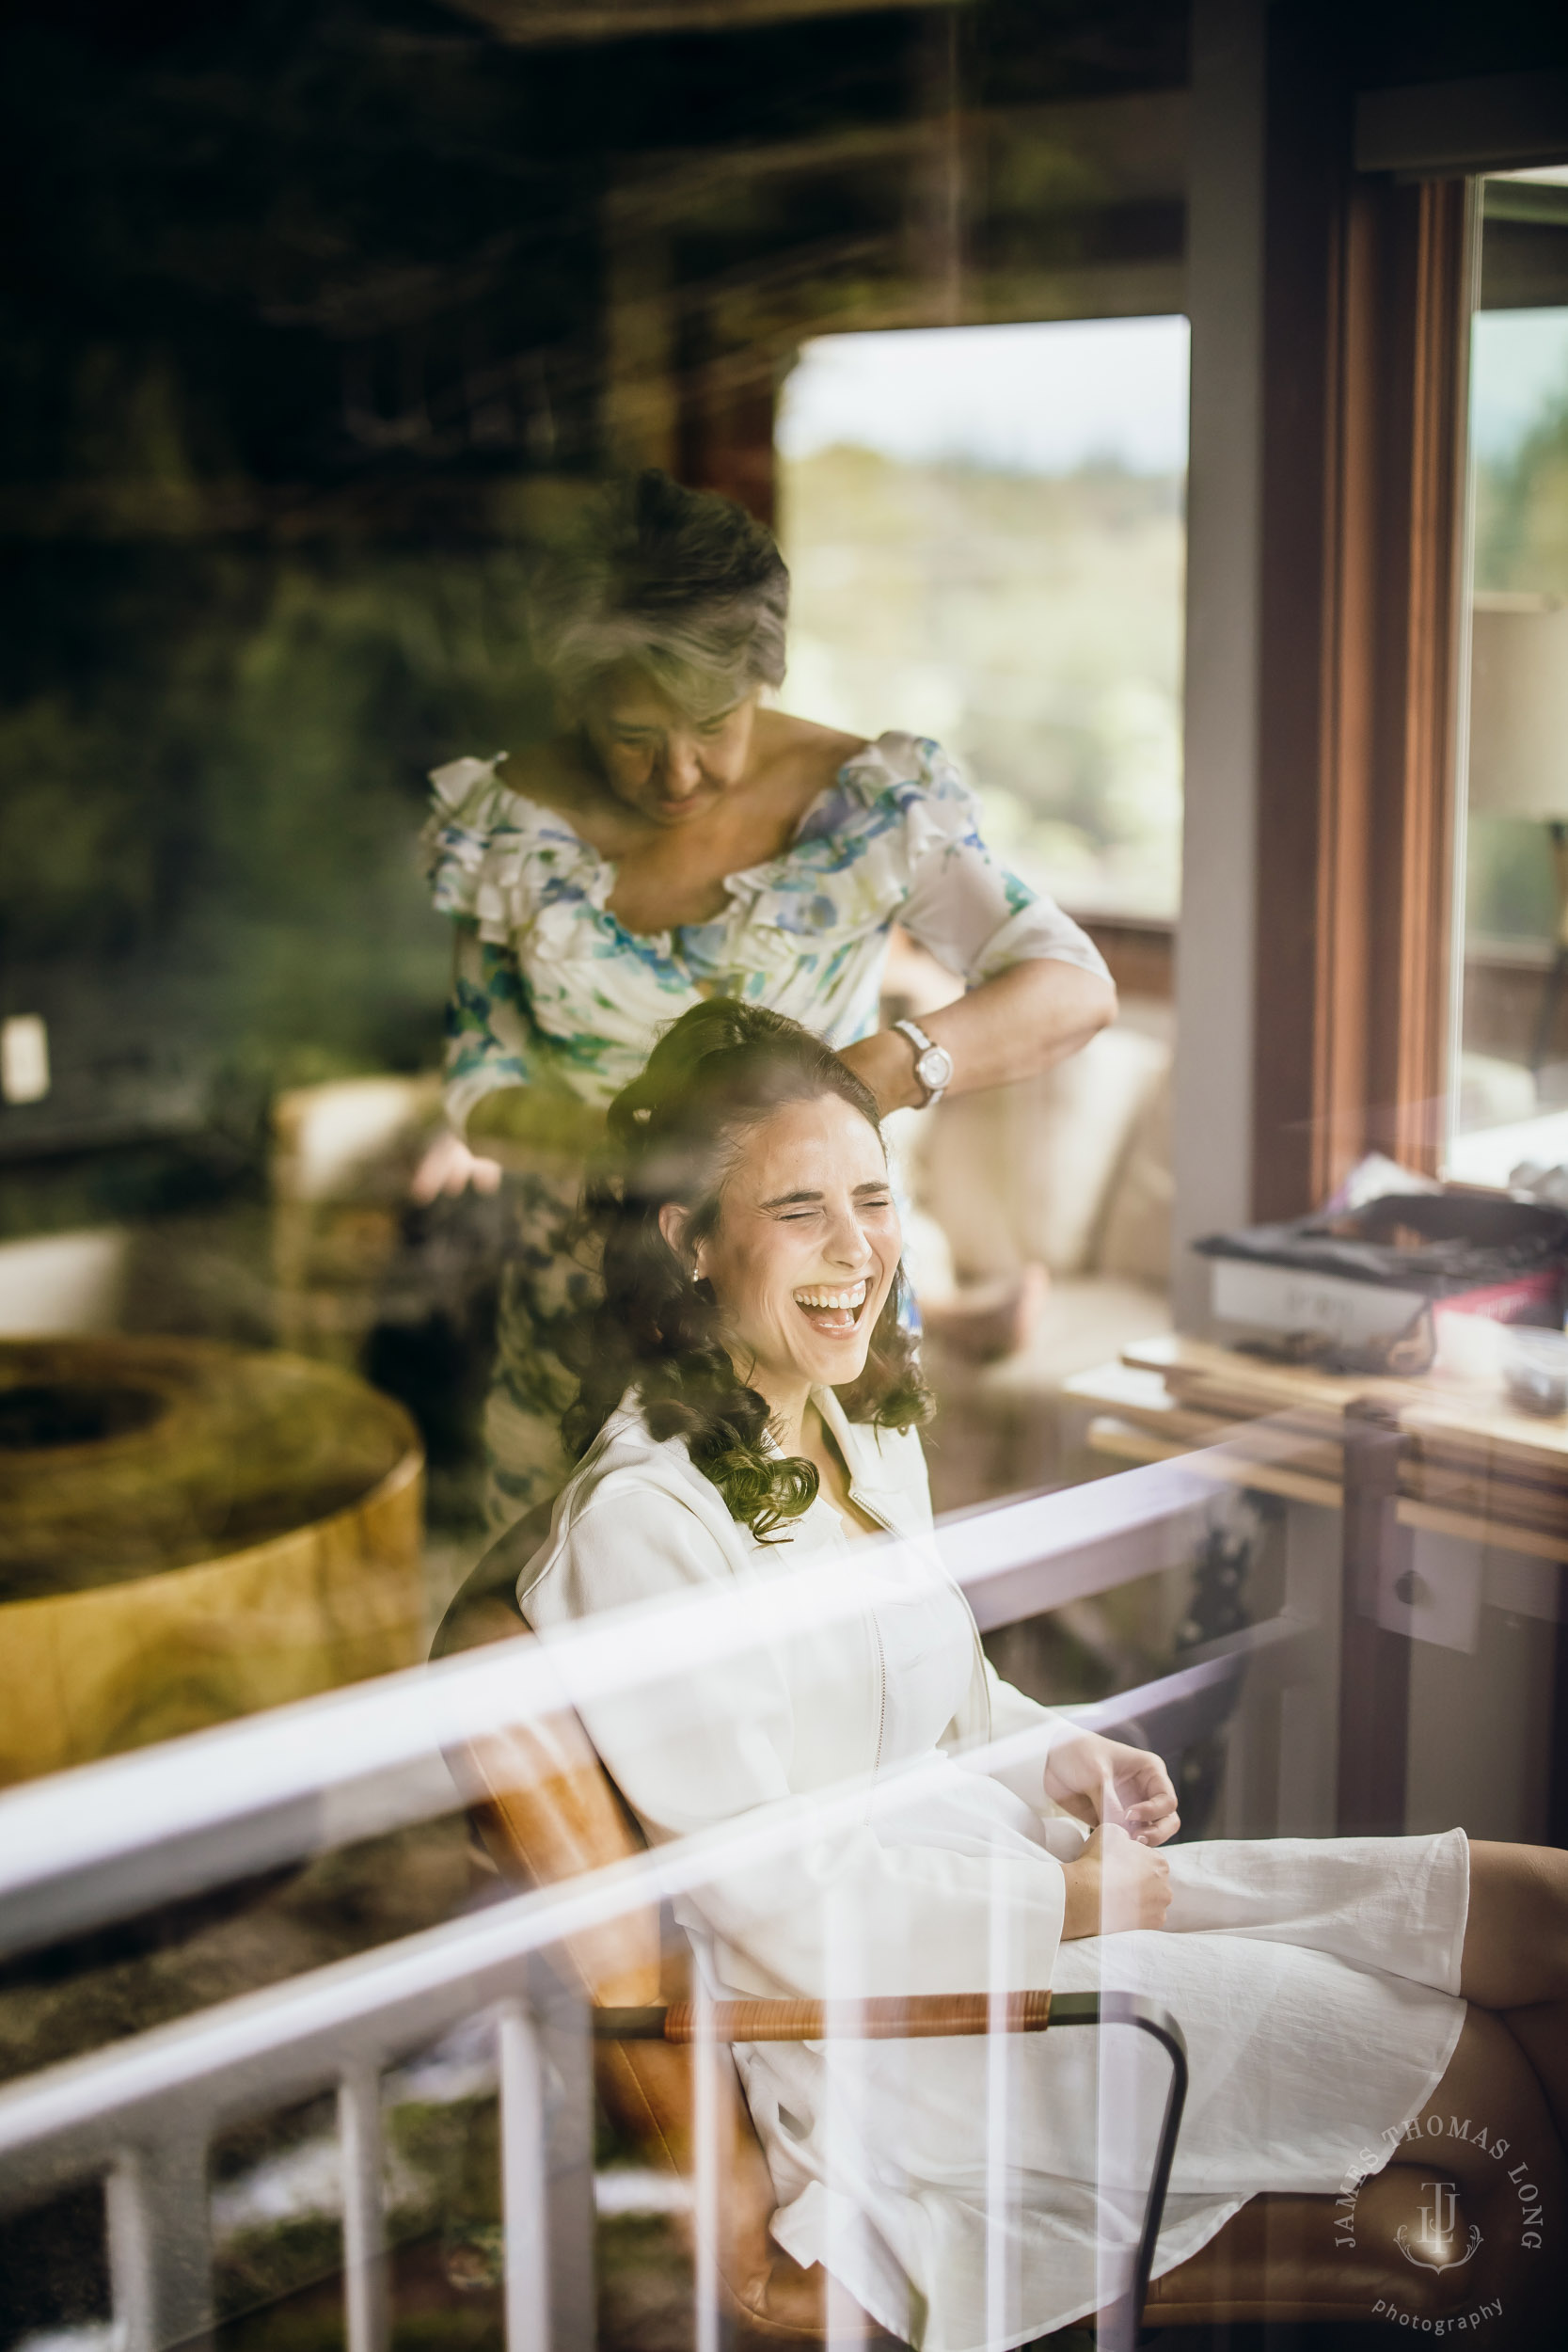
0 1337 425 1787
1062 1334 1568 1842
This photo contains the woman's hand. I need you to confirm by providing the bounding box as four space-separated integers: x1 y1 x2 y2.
1043 1730 1180 1847
410 1130 502 1203
1061 1823 1173 1939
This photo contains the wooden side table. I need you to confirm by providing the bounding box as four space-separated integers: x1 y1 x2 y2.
1062 1335 1568 1843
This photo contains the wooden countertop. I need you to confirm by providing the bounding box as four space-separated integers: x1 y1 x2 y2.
1064 1333 1568 1565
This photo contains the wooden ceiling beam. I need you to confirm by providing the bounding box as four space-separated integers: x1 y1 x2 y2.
444 0 969 46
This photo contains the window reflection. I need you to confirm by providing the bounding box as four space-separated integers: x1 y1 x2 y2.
10 7 1568 2352
1450 168 1568 1174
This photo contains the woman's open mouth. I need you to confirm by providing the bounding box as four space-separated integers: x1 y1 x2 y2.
792 1278 869 1334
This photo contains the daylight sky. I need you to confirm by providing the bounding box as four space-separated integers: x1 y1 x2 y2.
776 316 1192 477
1471 310 1568 463
777 303 1568 478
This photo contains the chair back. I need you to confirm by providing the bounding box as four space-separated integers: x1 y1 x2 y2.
434 1504 661 2006
460 1708 662 2004
434 1508 865 2342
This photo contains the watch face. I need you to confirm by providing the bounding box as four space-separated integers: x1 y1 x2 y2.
918 1044 954 1092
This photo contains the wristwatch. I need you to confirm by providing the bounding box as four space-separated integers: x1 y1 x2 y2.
893 1018 954 1108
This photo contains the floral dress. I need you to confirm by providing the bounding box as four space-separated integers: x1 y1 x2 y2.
424 731 1108 1527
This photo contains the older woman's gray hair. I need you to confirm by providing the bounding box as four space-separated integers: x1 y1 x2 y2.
530 469 789 720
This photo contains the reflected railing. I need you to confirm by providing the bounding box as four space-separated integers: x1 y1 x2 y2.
0 1426 1342 2352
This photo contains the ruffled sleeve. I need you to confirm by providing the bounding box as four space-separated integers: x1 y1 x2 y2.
859 736 1111 986
423 754 609 945
423 754 507 918
424 755 558 1134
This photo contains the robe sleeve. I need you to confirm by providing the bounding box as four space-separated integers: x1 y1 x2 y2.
968 1657 1089 1840
521 1478 1068 2001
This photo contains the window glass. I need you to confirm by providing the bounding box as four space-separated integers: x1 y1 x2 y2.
778 316 1189 920
1448 168 1568 1173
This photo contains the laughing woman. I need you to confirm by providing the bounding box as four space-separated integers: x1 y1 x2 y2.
424 469 1114 1527
515 998 1568 2349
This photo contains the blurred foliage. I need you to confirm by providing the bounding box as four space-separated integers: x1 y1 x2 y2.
219 2216 345 2329
1465 815 1560 948
0 542 549 1067
211 2089 500 2327
596 2212 695 2352
0 0 592 1229
0 2181 111 2345
780 442 1184 917
1473 386 1568 604
1466 312 1568 946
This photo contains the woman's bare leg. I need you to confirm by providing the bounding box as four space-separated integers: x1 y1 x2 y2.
1373 2007 1566 2342
1500 2001 1568 2150
1460 1841 1568 2153
1461 1840 1568 2008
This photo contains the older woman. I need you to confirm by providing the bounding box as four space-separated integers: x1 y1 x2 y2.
519 999 1568 2350
425 469 1114 1526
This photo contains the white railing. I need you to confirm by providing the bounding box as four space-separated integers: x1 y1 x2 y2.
1 1781 1194 2352
0 1434 1332 2352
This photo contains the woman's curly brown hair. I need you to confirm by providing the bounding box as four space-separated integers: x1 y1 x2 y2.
561 999 930 1539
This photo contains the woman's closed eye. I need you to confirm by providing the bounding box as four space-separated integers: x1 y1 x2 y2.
778 1199 891 1223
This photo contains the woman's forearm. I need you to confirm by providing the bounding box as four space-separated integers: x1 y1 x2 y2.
841 958 1116 1115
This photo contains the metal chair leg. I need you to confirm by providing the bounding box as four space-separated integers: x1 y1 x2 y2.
1048 1993 1189 2349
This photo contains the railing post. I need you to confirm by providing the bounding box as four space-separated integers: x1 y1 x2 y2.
1338 1397 1412 1833
339 2065 389 2352
691 1979 722 2352
499 2001 551 2352
820 1900 867 2352
107 2137 214 2352
984 1858 1020 2352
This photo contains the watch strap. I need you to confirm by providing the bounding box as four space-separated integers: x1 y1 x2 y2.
894 1017 952 1106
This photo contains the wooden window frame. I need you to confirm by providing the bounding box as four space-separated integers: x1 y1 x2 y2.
1253 48 1478 1221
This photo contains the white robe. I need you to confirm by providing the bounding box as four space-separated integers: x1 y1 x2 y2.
518 1392 1467 2352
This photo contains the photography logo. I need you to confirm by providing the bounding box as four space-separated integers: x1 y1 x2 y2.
1333 2112 1547 2332
1395 2176 1481 2277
